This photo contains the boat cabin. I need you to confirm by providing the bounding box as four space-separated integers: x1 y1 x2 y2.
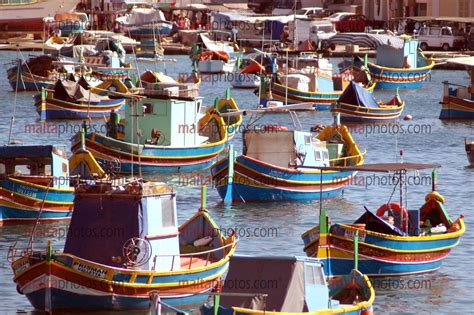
0 145 70 189
209 256 335 312
375 37 426 69
64 181 181 271
243 129 330 168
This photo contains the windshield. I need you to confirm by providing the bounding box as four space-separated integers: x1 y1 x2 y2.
328 13 341 19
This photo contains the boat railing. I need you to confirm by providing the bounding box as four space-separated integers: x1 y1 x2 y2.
143 83 199 99
329 149 366 167
442 80 471 98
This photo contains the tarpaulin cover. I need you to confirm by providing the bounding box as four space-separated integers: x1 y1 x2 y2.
353 208 406 236
218 255 306 311
116 8 166 26
53 79 102 103
0 145 53 159
338 81 379 108
328 33 405 49
64 193 141 267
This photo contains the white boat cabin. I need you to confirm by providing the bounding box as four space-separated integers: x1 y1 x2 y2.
243 128 330 168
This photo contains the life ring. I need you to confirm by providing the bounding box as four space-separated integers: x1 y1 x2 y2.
376 202 408 226
263 125 288 132
151 128 161 139
425 191 445 204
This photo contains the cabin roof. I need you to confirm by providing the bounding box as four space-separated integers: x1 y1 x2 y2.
0 145 56 159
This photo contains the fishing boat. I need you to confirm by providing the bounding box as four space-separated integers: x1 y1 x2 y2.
201 256 374 315
259 56 375 110
230 55 264 89
439 57 474 119
212 113 364 203
302 163 465 276
466 138 474 166
195 33 240 74
330 33 435 89
70 80 238 174
0 145 74 224
34 78 127 120
6 55 74 92
333 81 405 122
9 183 237 312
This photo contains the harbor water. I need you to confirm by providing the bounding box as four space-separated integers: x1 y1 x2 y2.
0 52 472 314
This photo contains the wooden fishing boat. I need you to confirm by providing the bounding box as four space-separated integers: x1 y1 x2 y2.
329 33 435 89
439 57 474 119
201 256 374 315
259 64 376 110
6 55 72 92
466 138 474 166
0 145 74 224
212 116 364 203
302 163 465 276
367 37 434 89
195 33 240 74
70 82 237 174
230 56 264 89
34 78 126 120
333 81 405 122
9 183 237 312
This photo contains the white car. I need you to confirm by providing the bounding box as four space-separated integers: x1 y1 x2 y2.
416 26 464 51
272 7 323 17
369 29 396 36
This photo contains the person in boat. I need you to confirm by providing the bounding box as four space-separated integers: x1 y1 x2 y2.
106 109 120 139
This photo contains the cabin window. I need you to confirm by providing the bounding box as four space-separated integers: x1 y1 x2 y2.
323 151 329 161
143 103 153 114
314 150 321 161
161 196 176 228
304 135 311 145
430 29 440 36
62 162 68 173
14 165 30 175
0 163 5 174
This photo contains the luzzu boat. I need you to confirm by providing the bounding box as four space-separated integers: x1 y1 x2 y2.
195 33 240 74
0 145 74 224
9 183 237 312
71 80 239 174
302 163 465 276
6 55 73 92
330 33 435 89
201 256 374 315
367 37 434 89
230 55 264 89
439 57 474 119
260 58 376 110
333 81 405 122
211 116 364 203
34 78 126 120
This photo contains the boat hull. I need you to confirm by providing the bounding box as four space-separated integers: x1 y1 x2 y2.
230 73 260 89
35 93 126 120
334 102 404 122
0 177 73 224
439 96 474 119
71 132 227 174
261 82 376 110
211 155 356 202
303 218 465 276
7 66 56 92
198 59 236 74
368 61 434 89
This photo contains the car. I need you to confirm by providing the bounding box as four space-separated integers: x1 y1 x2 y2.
325 12 355 22
417 26 464 51
369 29 396 36
334 14 367 33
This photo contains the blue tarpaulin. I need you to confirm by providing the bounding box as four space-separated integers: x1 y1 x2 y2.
338 81 380 108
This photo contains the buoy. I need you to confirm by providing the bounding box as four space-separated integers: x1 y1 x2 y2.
403 114 413 121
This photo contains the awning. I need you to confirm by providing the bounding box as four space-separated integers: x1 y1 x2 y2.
445 57 474 67
328 33 405 49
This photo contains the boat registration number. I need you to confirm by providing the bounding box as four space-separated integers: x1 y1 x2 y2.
344 229 366 242
73 261 107 279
